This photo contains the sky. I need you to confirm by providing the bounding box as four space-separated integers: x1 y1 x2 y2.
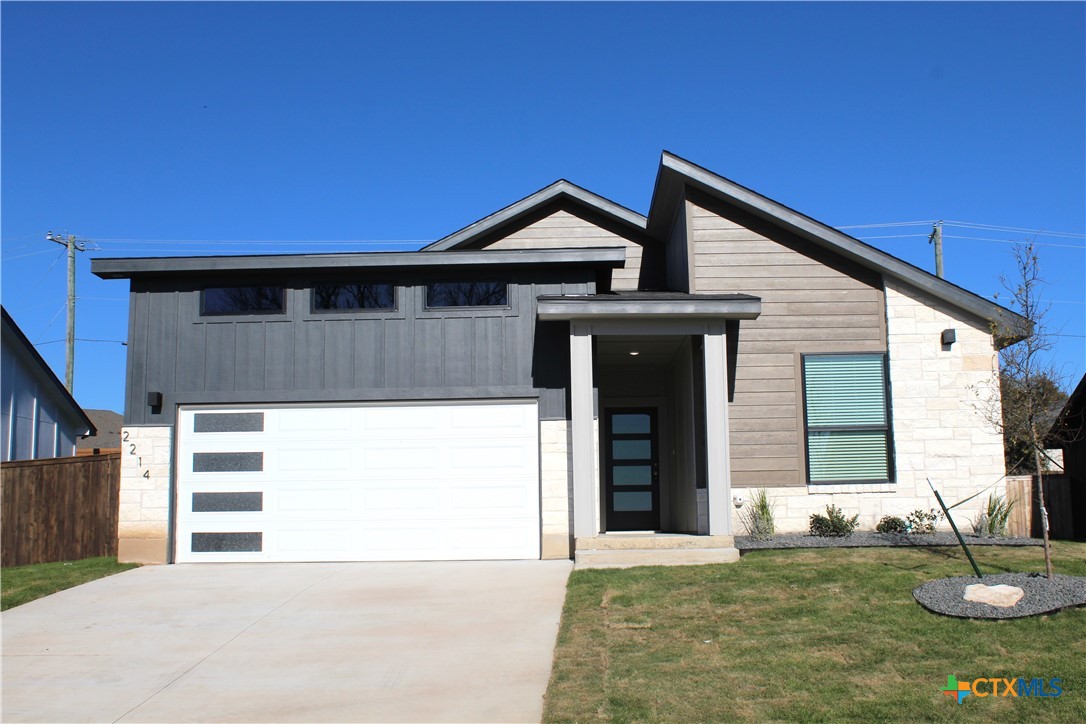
2 2 1084 415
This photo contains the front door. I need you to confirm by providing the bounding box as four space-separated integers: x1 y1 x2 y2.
604 408 660 531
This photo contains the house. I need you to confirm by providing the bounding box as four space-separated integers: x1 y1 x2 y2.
76 409 125 455
90 152 1025 565
1046 374 1086 539
1 307 96 462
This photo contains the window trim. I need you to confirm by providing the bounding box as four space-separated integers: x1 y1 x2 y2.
801 351 894 486
309 281 399 315
424 280 511 310
200 286 287 317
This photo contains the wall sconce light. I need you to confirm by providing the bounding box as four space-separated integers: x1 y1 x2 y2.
147 391 163 408
941 329 956 347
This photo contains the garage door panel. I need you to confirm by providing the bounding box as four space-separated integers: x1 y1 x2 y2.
176 401 540 563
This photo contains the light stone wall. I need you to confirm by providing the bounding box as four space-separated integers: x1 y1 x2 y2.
729 278 1006 534
540 419 573 559
118 425 173 563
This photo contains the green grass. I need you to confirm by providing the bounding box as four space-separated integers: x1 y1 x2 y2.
1 556 138 611
544 542 1086 723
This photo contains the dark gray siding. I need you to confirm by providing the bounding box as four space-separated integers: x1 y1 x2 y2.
125 269 592 425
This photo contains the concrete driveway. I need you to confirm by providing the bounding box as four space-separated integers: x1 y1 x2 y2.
2 560 572 723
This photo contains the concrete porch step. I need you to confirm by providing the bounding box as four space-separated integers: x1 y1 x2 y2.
575 533 735 551
574 546 740 569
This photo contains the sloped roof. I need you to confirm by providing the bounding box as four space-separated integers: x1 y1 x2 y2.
422 180 648 251
77 409 123 449
1 307 96 436
647 151 1028 343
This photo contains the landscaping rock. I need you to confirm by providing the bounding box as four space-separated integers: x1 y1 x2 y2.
913 573 1086 619
735 532 1041 551
963 583 1024 607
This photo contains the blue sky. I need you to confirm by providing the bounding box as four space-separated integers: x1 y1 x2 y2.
2 2 1084 414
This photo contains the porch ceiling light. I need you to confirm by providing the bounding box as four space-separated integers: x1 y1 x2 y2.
628 351 640 356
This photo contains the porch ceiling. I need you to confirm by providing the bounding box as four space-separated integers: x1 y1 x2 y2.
536 292 761 321
596 335 687 366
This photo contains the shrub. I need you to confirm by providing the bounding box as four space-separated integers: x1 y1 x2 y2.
809 505 859 537
876 515 908 534
971 493 1015 538
906 508 942 535
740 488 775 540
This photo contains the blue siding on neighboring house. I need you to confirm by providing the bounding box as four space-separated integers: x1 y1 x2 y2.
1 309 95 461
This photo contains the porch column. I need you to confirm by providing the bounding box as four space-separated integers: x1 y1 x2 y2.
569 324 596 538
703 330 733 535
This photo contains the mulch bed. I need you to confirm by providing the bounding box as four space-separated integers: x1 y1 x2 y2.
735 532 1041 551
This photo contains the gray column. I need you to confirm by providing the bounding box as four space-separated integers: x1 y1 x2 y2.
703 330 732 535
569 325 596 538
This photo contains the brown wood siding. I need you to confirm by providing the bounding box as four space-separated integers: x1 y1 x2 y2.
485 210 646 291
1 453 121 567
688 194 886 487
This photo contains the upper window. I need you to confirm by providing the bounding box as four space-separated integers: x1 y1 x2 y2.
426 281 508 308
312 283 395 312
201 287 285 316
802 353 891 484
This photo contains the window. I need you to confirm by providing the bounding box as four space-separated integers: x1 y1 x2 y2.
202 287 284 315
312 283 395 312
803 353 891 484
426 281 508 308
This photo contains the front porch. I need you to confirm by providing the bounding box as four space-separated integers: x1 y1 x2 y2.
538 292 762 566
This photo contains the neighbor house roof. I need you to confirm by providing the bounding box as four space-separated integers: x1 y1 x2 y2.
1 306 96 436
76 409 124 450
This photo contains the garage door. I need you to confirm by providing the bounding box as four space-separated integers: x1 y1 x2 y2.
175 401 540 562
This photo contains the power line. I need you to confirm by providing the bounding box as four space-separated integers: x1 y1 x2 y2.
942 235 1085 250
943 221 1086 239
90 238 433 245
3 249 62 261
34 337 127 346
836 221 936 229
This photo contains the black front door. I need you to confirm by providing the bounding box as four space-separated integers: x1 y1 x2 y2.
604 408 660 531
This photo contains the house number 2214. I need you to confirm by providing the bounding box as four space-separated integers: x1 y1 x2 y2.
122 430 151 479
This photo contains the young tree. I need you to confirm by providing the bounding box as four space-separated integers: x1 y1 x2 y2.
988 241 1069 578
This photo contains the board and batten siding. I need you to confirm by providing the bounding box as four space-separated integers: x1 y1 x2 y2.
687 196 887 487
481 209 656 291
124 271 589 426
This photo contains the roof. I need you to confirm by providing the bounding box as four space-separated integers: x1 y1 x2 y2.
92 247 626 279
647 151 1028 345
1047 374 1086 445
76 409 123 450
422 180 649 251
537 292 762 321
0 307 96 437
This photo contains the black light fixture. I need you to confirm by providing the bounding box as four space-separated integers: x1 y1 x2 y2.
941 329 957 347
147 391 163 408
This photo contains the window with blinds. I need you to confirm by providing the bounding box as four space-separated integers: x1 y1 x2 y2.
802 354 892 484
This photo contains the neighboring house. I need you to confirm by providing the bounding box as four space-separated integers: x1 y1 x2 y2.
76 409 124 455
91 152 1025 565
1046 375 1086 540
1 307 96 461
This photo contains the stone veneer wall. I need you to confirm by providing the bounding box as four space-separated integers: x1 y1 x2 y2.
118 425 173 563
540 420 573 558
729 278 1006 534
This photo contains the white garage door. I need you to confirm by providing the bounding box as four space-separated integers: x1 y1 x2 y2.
175 401 540 562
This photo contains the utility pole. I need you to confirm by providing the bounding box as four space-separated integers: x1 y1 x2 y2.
46 232 88 392
928 221 944 278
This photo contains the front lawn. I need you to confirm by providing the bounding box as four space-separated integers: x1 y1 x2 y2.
544 542 1086 722
1 556 139 611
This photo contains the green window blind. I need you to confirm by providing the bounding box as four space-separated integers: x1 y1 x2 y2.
803 354 891 483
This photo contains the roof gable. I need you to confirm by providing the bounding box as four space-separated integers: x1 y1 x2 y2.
423 180 649 251
1 307 96 436
647 151 1028 344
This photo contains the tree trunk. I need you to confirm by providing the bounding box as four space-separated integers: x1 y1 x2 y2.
1032 442 1054 579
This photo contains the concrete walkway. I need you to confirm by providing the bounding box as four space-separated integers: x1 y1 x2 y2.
2 560 572 723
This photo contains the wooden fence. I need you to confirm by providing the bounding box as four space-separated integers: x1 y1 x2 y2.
1 453 121 567
1005 474 1075 540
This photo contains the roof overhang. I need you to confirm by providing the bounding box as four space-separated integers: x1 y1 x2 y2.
647 151 1029 348
422 180 649 251
91 247 627 279
537 293 762 321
